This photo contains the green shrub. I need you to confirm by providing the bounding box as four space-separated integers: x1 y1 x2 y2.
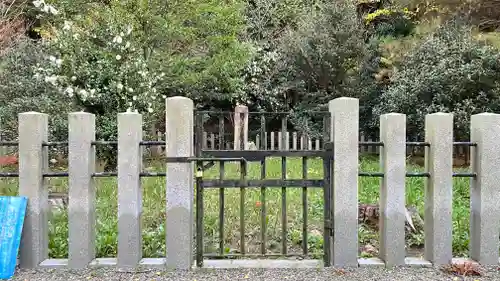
30 0 251 168
268 0 368 136
374 22 500 140
0 39 73 142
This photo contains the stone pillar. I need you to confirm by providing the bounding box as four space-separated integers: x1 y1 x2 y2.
329 97 359 267
68 113 96 269
424 113 453 265
379 113 406 266
470 113 500 265
165 96 194 269
117 112 143 268
18 112 49 268
233 105 248 150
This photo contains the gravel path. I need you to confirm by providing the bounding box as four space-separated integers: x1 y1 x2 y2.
10 267 500 281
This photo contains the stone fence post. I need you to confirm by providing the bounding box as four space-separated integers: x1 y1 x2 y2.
329 97 359 267
18 112 49 268
424 113 453 265
470 113 500 265
68 113 96 269
165 96 194 269
379 113 406 266
117 112 143 269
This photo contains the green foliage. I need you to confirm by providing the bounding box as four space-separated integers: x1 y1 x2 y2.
272 0 367 135
29 0 251 167
374 22 500 140
0 39 73 141
245 0 317 42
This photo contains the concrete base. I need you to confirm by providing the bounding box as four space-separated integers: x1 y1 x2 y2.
32 257 499 270
358 258 385 267
404 257 432 267
202 259 322 269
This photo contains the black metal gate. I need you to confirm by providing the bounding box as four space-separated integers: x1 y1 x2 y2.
193 110 333 267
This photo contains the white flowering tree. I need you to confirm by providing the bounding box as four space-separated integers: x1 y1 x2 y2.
34 21 165 117
29 0 251 169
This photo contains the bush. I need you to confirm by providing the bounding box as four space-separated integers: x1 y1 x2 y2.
373 22 500 140
0 39 73 142
267 0 368 136
30 0 251 168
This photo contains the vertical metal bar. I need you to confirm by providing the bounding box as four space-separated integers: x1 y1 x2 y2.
281 116 287 255
195 112 204 267
323 146 332 267
323 115 330 148
302 156 308 255
240 158 247 255
260 115 267 255
322 113 332 267
218 114 225 256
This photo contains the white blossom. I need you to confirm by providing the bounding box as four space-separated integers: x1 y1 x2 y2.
116 54 122 60
33 0 44 8
132 95 137 101
117 83 123 90
64 87 74 97
48 5 58 15
44 75 58 85
79 89 89 99
148 107 153 113
63 21 72 31
113 35 123 44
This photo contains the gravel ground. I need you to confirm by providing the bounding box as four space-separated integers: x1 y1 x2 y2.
10 266 500 281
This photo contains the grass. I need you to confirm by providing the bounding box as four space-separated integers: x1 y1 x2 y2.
0 155 472 259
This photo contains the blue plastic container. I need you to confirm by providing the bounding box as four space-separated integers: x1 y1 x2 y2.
0 196 27 280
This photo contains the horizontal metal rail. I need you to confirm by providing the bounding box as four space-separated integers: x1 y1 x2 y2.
202 179 325 188
0 171 468 179
0 172 19 177
359 141 384 147
202 150 328 160
0 141 19 146
0 141 478 148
